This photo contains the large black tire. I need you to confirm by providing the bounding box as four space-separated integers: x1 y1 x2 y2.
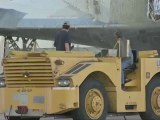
72 79 109 120
8 117 40 120
140 77 160 120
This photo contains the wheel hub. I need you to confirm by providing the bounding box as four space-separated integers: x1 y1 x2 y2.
85 89 104 119
151 87 160 116
92 96 102 112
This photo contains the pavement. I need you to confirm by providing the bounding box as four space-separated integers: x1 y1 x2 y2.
0 113 142 120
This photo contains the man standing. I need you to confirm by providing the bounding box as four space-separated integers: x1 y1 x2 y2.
54 22 71 51
115 32 133 89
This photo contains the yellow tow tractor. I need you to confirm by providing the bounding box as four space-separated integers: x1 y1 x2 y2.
0 38 160 120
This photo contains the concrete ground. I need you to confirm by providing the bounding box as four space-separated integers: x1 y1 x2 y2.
0 113 142 120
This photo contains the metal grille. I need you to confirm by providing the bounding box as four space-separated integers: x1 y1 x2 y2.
3 57 54 87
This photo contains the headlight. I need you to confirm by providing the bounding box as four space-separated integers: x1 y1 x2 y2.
0 80 6 87
58 78 71 87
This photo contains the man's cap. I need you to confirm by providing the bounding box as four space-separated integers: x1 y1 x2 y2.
115 31 122 38
63 21 70 26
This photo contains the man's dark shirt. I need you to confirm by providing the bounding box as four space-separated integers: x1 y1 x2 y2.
54 30 71 51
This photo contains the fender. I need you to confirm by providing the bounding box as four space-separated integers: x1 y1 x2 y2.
69 62 120 87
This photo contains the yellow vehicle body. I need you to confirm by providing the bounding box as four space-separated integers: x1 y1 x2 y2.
0 50 160 120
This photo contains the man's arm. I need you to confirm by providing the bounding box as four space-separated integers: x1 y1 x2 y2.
65 43 70 51
64 32 71 51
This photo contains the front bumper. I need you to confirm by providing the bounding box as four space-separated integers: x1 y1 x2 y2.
2 87 79 116
5 109 43 117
